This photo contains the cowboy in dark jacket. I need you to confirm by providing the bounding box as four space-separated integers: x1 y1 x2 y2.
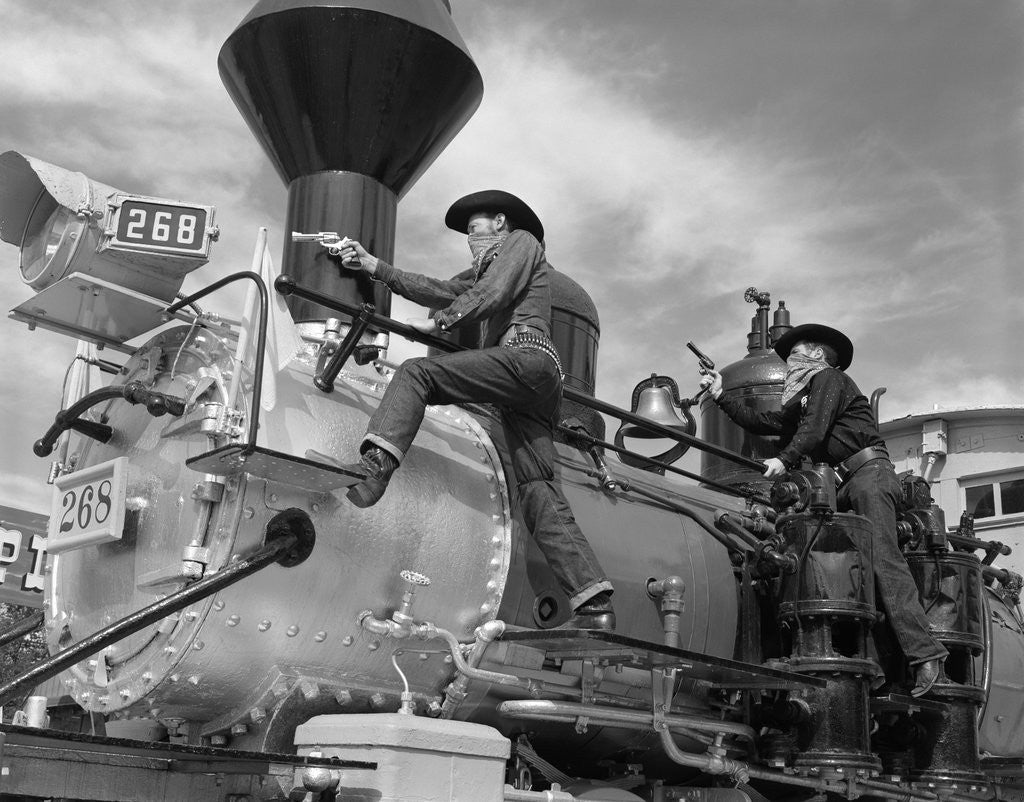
315 190 614 630
701 323 947 696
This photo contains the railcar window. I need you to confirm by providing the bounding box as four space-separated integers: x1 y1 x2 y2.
1001 478 1024 516
965 484 996 519
963 475 1024 520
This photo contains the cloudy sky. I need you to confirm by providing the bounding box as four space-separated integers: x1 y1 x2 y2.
0 0 1021 514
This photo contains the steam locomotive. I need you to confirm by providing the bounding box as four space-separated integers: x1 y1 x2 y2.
2 3 1023 802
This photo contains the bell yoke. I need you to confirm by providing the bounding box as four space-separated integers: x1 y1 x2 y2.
314 190 615 631
701 323 947 698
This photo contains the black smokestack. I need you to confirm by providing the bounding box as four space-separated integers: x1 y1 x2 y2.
219 1 483 321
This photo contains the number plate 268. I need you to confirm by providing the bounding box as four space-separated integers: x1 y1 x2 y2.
48 457 129 555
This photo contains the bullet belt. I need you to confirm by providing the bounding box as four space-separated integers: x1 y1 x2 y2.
503 331 564 381
835 445 891 483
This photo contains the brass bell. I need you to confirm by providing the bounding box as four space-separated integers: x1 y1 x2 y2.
614 375 696 472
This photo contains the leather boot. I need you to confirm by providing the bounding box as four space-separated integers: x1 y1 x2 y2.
304 447 398 508
910 657 943 697
346 447 399 508
555 591 615 632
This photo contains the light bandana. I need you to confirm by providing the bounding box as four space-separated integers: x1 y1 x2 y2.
468 231 509 272
782 352 832 407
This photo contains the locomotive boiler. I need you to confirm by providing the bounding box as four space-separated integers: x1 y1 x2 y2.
2 3 1024 802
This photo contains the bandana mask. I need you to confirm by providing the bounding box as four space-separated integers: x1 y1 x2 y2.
782 352 831 407
468 231 509 271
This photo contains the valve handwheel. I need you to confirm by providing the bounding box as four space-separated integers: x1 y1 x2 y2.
400 570 431 587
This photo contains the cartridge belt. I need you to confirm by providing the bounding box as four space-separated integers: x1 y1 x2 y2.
502 328 564 381
835 445 891 483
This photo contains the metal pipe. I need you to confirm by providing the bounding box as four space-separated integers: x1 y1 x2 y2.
646 577 686 649
658 725 750 784
855 777 943 802
431 626 535 691
33 381 189 457
615 479 747 556
0 532 298 706
504 786 577 802
870 386 887 422
948 533 1010 556
743 766 941 802
440 620 505 719
275 275 767 473
498 700 757 747
712 511 763 550
715 511 797 572
166 271 269 448
0 611 43 650
558 425 770 505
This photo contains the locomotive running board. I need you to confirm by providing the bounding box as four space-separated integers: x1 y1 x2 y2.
869 692 948 715
499 629 827 690
186 444 366 492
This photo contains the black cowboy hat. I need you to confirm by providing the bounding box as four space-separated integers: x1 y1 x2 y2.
445 189 544 242
773 323 854 371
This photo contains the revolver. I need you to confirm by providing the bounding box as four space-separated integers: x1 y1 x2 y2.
292 231 351 256
686 341 716 404
686 341 715 376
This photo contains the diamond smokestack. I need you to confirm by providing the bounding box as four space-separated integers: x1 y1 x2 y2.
218 1 483 322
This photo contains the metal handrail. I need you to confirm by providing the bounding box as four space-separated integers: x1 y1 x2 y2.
0 611 44 651
273 275 766 474
166 272 269 449
0 532 298 706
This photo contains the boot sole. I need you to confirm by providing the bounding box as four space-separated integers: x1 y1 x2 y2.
346 478 388 508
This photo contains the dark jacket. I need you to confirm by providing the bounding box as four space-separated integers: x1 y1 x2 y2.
715 368 885 469
372 229 551 347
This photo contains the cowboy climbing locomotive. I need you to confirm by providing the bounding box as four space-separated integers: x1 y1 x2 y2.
1 2 1023 801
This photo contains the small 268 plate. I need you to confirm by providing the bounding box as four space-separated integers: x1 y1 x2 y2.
48 457 128 554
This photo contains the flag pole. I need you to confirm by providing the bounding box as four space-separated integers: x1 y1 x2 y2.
227 227 269 410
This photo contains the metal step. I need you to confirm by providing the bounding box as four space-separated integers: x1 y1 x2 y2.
186 444 366 492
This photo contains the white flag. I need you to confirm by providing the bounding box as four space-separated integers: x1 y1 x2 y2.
236 228 304 413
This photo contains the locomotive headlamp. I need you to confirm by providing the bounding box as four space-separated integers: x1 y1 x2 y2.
0 151 218 349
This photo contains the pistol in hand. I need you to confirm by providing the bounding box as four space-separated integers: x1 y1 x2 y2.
686 341 715 376
291 231 351 256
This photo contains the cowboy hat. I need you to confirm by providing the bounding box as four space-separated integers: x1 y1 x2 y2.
773 323 854 371
445 189 544 242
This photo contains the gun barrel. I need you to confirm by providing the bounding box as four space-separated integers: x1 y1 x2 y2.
291 231 341 243
686 341 715 370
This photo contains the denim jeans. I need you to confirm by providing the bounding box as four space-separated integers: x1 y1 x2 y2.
364 346 613 609
837 460 949 666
